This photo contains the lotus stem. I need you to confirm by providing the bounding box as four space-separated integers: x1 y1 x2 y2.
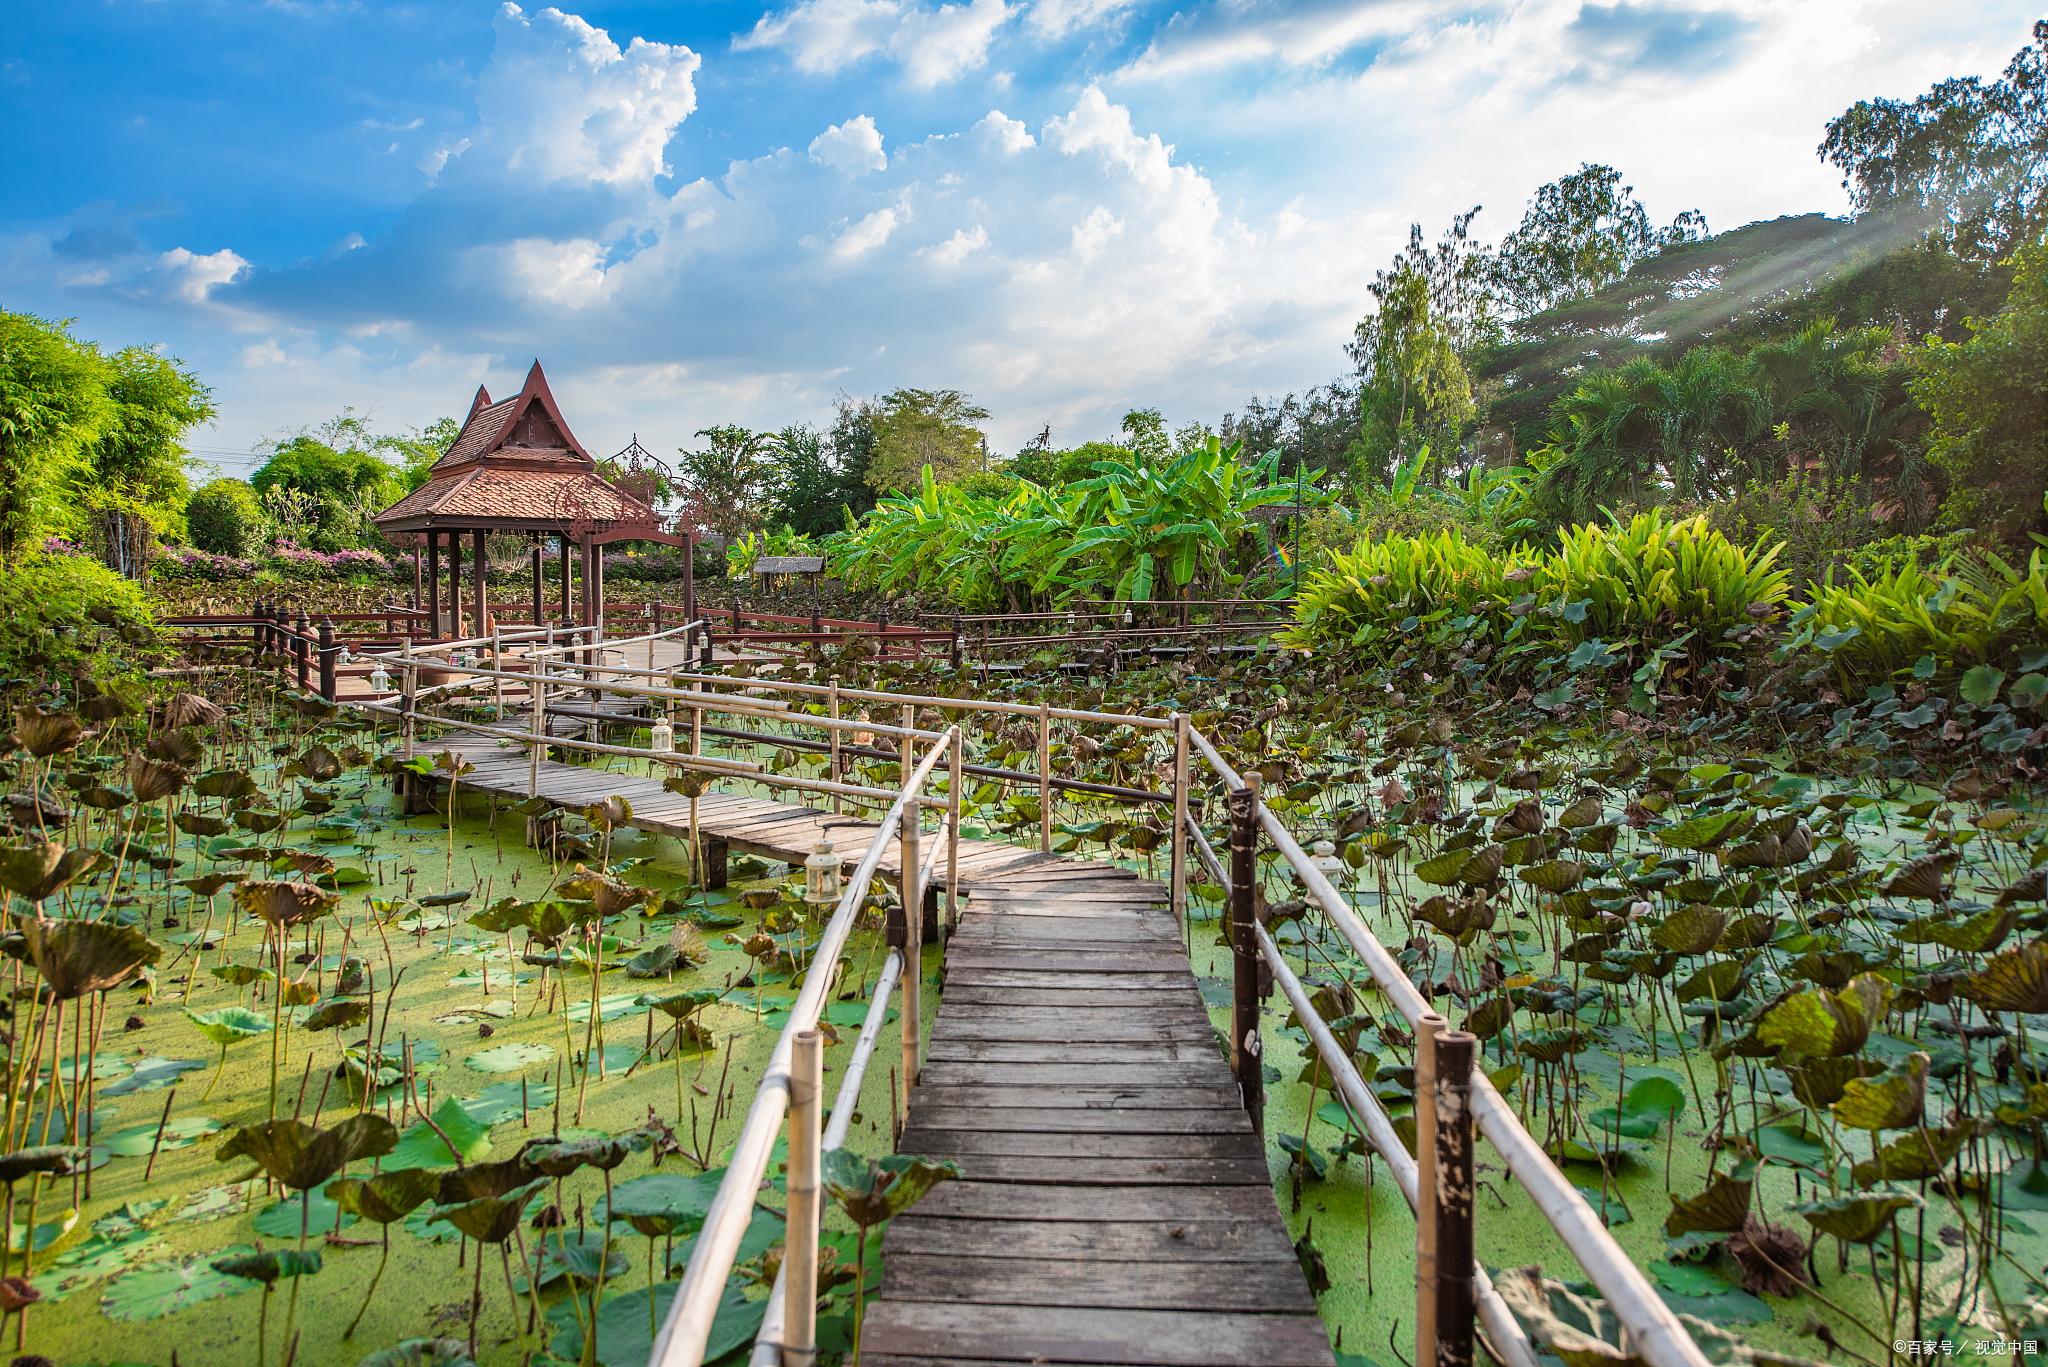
256 1281 271 1367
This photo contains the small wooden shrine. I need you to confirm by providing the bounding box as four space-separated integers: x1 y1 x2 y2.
373 360 691 639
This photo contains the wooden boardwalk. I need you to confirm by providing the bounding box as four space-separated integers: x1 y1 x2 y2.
865 879 1336 1367
413 737 1334 1365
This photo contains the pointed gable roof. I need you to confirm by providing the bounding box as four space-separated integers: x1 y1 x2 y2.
371 359 689 546
429 361 594 476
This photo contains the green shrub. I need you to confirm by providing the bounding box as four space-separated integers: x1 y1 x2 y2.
1536 510 1790 647
1286 510 1788 664
1802 547 2048 679
0 549 160 683
187 478 262 556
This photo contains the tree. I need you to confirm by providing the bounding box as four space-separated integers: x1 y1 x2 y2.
0 313 114 565
251 409 431 550
1119 409 1170 461
1491 164 1706 316
381 417 460 493
1821 21 2048 268
187 478 262 557
678 425 774 540
865 389 989 492
1347 214 1492 485
768 422 871 536
79 345 215 576
1911 238 2048 542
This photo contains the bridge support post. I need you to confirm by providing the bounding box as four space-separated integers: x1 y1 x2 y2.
785 1028 823 1367
1433 1030 1478 1367
1226 783 1262 1137
701 836 729 889
317 618 337 702
1170 713 1189 944
1414 1011 1449 1367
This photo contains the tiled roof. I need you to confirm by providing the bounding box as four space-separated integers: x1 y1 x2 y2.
376 468 655 527
437 397 520 470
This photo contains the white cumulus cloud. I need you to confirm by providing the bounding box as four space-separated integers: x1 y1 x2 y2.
738 0 1011 87
810 116 889 173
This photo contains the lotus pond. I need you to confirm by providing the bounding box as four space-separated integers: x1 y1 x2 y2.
7 614 2048 1367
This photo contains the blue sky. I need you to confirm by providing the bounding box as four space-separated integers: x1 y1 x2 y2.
1 0 2037 474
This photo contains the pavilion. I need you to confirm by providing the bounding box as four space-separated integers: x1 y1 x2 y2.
372 360 692 641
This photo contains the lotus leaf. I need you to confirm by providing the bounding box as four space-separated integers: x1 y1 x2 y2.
126 754 187 803
179 871 244 897
525 1134 633 1177
232 879 339 929
385 1097 493 1171
1791 1189 1922 1244
16 710 88 758
211 1248 323 1284
437 1156 539 1204
1665 1169 1754 1237
1784 1056 1883 1108
0 1146 87 1185
1963 938 2048 1014
101 1246 255 1321
163 694 226 729
192 769 259 800
1674 959 1748 1004
1649 904 1727 955
0 842 105 902
1656 809 1752 851
427 1176 550 1244
300 999 368 1032
604 1170 722 1239
356 1338 478 1367
185 1006 271 1045
1881 851 1960 901
1519 859 1586 894
821 1149 962 1228
22 918 160 999
1852 1122 1981 1185
1832 1052 1928 1131
326 1169 443 1225
215 1115 399 1190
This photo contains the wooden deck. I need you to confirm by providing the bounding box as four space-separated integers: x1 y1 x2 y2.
411 736 1334 1365
865 880 1335 1367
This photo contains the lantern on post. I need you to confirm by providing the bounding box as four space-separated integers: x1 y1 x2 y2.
651 715 676 753
803 834 842 906
1309 840 1344 877
367 661 393 695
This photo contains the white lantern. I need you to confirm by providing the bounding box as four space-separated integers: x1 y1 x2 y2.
1065 609 1077 633
367 662 392 694
1310 839 1344 877
651 718 675 753
804 836 842 905
853 710 873 746
1122 607 1134 627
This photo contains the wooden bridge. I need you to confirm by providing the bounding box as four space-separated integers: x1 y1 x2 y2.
422 736 1336 1367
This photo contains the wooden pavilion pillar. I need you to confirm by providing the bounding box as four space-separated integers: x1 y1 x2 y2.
447 532 462 638
472 529 487 642
580 532 596 666
559 536 571 625
425 531 441 638
529 533 543 625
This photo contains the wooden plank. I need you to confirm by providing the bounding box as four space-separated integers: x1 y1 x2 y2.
934 1004 1213 1025
902 1105 1254 1134
906 1085 1243 1110
857 1302 1334 1366
885 1215 1296 1261
923 1040 1222 1064
943 954 1188 974
940 987 1203 1009
942 970 1190 991
900 1155 1274 1185
880 1254 1317 1313
916 1062 1228 1088
926 1020 1216 1045
909 1182 1283 1222
898 1130 1263 1160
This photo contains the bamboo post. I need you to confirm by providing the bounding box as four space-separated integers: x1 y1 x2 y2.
828 681 842 816
1434 1030 1477 1367
492 626 503 720
400 649 417 762
1415 1011 1449 1367
946 727 962 938
898 716 921 1098
529 668 545 799
1227 782 1262 1136
785 1029 822 1367
1036 702 1052 854
1170 712 1189 936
